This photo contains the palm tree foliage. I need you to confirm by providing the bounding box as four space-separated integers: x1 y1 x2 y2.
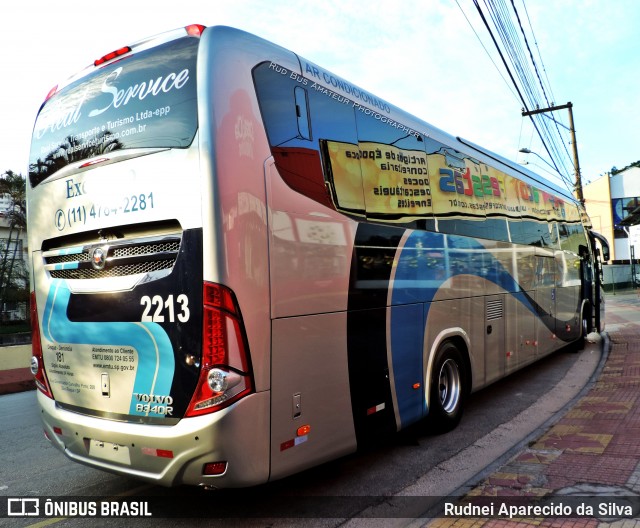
0 170 28 319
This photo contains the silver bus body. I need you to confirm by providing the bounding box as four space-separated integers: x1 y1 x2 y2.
27 25 607 488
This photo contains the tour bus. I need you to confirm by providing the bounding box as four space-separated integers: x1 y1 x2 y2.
27 24 609 488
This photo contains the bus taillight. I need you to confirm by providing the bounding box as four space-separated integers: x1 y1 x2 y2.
94 46 132 67
185 282 253 417
185 24 206 37
30 292 53 399
44 85 58 102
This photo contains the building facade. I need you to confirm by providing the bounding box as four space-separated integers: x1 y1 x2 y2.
584 165 640 263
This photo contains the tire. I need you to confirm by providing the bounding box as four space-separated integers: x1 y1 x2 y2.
428 341 467 433
574 311 589 352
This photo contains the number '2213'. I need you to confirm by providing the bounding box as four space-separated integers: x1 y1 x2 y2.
141 294 190 323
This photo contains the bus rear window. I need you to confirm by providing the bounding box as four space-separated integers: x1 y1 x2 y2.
29 36 199 188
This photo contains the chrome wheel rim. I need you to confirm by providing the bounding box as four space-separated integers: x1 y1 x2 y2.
438 358 461 414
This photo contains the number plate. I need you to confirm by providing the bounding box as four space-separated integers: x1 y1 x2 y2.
89 440 131 465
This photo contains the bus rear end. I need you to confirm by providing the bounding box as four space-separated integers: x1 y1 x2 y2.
27 25 269 487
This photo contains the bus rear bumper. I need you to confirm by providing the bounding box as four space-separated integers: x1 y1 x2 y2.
37 390 271 488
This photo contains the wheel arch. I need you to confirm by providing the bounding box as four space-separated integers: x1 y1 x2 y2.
424 328 472 412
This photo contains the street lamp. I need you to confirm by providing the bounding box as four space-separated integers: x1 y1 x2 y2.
518 148 559 173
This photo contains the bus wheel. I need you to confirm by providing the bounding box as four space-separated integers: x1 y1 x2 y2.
575 312 589 352
429 341 466 433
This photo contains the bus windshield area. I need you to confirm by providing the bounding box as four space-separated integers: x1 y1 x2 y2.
28 36 199 188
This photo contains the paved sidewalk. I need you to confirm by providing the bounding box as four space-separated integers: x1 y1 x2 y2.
420 292 640 526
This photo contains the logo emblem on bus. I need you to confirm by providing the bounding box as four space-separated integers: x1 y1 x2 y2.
91 247 108 270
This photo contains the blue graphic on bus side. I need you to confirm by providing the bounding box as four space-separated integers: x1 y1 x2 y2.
41 279 175 417
389 230 535 426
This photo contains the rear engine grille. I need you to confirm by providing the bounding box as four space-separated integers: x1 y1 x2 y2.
113 240 180 258
44 235 181 280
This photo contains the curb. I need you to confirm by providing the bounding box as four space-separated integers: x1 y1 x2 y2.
0 367 36 395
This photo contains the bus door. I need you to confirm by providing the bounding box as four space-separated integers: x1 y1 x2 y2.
578 243 594 332
588 230 610 332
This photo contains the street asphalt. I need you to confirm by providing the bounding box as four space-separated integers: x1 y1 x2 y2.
2 291 639 526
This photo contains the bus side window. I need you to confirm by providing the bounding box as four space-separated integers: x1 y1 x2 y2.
559 222 588 254
354 110 433 224
549 222 560 248
253 62 300 146
509 220 554 247
254 61 363 211
305 79 364 214
294 86 312 140
428 145 509 242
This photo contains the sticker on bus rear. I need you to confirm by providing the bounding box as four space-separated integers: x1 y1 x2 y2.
40 279 175 418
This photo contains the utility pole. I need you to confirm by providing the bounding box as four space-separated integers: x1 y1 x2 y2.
522 102 584 205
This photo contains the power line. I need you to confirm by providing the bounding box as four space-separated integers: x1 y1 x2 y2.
454 0 521 104
510 0 551 107
463 0 576 192
471 0 566 180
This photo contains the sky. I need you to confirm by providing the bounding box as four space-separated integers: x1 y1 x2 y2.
2 0 639 194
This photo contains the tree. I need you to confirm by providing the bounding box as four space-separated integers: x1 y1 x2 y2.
0 170 28 320
611 161 640 175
